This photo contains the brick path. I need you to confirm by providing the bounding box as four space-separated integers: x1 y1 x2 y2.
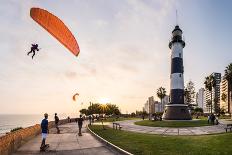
109 120 227 135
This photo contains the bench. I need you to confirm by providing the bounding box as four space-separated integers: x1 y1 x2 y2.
113 123 122 130
224 124 232 132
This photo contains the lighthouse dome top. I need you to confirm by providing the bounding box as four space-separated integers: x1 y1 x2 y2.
172 25 183 33
169 25 185 49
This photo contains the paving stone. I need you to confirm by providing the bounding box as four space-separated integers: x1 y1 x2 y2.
14 122 123 155
111 120 225 136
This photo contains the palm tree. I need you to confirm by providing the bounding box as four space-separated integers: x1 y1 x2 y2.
221 93 227 102
157 87 167 111
204 75 216 113
224 63 232 114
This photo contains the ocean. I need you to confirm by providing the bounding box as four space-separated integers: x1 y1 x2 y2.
0 114 69 136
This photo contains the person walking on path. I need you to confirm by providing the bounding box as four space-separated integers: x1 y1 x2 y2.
54 113 60 134
78 115 84 136
211 113 215 125
92 115 95 124
40 113 49 151
88 115 92 125
215 115 219 125
207 115 211 124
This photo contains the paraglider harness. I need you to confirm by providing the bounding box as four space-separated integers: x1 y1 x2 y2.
30 44 40 52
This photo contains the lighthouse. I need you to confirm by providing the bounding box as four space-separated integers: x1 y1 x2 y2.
162 25 192 120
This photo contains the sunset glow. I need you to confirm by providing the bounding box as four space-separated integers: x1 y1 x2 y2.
98 98 111 104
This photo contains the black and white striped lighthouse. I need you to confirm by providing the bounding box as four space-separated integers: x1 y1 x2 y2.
162 25 192 120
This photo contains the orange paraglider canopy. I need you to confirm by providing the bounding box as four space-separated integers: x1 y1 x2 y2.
73 93 79 101
30 7 80 56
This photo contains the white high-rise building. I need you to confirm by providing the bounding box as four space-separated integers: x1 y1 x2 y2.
143 96 156 114
196 88 205 109
204 72 221 113
220 77 231 114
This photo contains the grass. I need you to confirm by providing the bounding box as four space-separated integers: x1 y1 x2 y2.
97 117 139 122
135 120 212 128
89 125 232 155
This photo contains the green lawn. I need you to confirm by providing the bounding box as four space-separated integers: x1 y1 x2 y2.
97 117 139 122
89 125 232 155
135 120 212 127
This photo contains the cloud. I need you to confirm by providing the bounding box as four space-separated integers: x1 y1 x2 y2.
65 71 77 79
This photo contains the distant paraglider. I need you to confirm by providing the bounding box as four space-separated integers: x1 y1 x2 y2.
30 7 80 57
73 93 79 101
27 44 40 59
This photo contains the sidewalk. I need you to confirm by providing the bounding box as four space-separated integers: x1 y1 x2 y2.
109 120 226 135
13 122 121 155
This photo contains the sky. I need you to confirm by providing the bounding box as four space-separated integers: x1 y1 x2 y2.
0 0 232 115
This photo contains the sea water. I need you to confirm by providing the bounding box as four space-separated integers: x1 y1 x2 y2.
0 114 69 136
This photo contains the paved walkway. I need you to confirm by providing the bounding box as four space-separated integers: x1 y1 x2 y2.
13 122 122 155
109 120 227 135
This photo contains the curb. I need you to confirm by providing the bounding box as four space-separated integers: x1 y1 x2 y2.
87 125 133 155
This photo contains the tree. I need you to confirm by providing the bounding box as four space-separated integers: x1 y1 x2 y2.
224 63 232 114
218 107 226 116
204 75 216 113
194 107 203 113
105 104 121 115
79 109 89 115
221 93 227 102
184 81 196 109
156 87 167 112
214 98 220 114
88 103 101 114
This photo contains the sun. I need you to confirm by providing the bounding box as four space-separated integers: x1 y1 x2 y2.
98 98 110 104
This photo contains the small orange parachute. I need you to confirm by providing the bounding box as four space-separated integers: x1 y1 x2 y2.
30 8 80 56
73 93 79 101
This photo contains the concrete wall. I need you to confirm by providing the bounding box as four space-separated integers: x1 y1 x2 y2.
0 118 75 155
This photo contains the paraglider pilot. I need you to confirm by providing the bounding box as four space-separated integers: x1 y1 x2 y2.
27 44 39 59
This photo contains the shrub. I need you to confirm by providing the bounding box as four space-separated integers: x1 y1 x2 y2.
10 127 23 132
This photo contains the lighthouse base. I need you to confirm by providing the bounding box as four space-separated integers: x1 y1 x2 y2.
162 104 192 120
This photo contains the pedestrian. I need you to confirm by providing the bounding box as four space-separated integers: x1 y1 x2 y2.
142 114 145 120
78 115 84 136
54 113 60 134
92 115 94 123
215 115 219 125
211 114 215 125
88 115 92 125
207 115 210 124
40 113 49 151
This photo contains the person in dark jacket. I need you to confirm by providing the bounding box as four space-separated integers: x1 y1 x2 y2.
27 44 40 59
78 115 84 136
88 115 92 125
40 113 49 150
54 113 60 134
